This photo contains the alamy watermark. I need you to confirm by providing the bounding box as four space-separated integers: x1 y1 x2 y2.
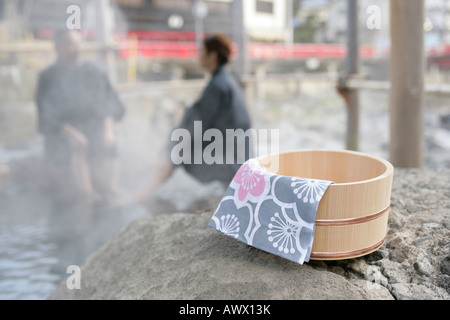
170 121 280 173
65 3 382 32
66 5 81 30
66 265 81 290
366 4 381 30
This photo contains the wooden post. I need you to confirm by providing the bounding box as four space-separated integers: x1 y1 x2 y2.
193 0 210 51
285 0 293 46
127 34 138 83
96 0 117 84
389 1 425 167
232 0 248 83
345 0 360 151
255 64 267 100
3 0 20 42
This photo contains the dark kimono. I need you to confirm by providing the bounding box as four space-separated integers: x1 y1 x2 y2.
36 61 125 165
172 65 252 183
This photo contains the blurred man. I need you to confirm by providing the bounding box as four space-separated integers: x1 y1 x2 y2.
36 30 124 202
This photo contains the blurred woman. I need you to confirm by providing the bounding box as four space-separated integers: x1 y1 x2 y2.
133 33 252 204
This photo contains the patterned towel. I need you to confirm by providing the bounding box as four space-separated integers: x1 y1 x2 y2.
208 158 333 264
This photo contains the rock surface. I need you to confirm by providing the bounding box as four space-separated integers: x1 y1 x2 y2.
50 169 450 300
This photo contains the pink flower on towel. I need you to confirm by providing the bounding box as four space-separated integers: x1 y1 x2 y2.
233 160 270 202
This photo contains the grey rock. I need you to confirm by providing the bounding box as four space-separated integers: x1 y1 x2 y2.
366 249 389 261
49 212 368 300
346 259 369 277
366 265 389 288
423 222 442 230
351 280 394 300
388 215 404 230
406 205 423 213
414 256 434 277
308 260 328 270
379 250 390 259
329 266 346 277
441 255 450 276
47 168 450 300
380 259 412 284
413 237 433 247
443 218 450 229
386 238 409 263
391 283 449 300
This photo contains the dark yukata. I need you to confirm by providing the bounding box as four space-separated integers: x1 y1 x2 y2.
173 65 252 183
37 61 125 166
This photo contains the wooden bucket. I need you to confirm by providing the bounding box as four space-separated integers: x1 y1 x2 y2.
259 150 394 260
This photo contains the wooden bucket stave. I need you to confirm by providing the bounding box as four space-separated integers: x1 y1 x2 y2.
259 149 394 260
